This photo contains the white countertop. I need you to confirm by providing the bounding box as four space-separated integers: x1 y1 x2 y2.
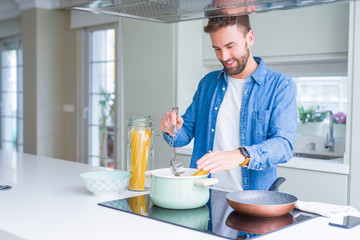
278 156 349 174
0 150 358 240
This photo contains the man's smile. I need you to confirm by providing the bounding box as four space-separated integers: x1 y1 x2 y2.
224 59 236 67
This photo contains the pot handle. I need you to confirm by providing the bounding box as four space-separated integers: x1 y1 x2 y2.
195 178 219 187
144 170 152 178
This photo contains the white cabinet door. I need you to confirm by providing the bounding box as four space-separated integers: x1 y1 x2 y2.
277 166 348 205
203 3 349 64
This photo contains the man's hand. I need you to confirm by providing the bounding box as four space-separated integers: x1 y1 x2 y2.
160 110 183 136
196 149 246 174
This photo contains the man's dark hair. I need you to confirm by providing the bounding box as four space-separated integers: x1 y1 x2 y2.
204 15 251 37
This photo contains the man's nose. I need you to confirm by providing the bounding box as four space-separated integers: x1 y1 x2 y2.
219 50 230 61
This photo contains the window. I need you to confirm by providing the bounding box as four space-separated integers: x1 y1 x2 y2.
294 75 347 155
84 26 118 168
0 37 23 152
295 76 347 116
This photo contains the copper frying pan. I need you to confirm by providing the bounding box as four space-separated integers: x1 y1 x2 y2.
225 211 295 234
226 177 297 217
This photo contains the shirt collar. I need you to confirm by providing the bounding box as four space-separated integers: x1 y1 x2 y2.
217 69 227 81
216 57 268 85
251 57 267 85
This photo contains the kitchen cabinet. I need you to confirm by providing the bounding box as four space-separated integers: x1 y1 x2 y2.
277 166 348 205
203 3 349 64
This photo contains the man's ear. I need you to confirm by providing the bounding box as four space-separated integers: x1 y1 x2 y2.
247 30 255 47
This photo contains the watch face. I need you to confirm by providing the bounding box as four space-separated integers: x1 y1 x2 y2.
241 147 249 158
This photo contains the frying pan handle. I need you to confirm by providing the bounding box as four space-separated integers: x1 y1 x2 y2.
268 177 286 191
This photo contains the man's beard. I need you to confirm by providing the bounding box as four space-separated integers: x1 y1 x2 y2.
221 44 250 76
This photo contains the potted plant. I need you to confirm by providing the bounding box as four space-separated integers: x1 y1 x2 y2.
333 112 346 138
297 105 328 136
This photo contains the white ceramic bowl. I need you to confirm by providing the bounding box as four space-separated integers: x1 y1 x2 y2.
80 171 131 196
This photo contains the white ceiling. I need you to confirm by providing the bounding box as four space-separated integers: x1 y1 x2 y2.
0 0 60 21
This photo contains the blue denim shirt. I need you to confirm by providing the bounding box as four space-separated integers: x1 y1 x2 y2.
164 57 297 190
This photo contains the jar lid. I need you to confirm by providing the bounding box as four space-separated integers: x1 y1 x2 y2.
128 116 152 126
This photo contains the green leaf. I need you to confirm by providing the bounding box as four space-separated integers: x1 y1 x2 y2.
297 104 328 123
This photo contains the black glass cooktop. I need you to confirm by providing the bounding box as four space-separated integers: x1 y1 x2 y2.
98 189 317 239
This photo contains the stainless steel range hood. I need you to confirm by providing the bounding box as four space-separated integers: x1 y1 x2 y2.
61 0 352 23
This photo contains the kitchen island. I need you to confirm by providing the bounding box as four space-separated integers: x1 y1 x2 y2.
0 150 359 240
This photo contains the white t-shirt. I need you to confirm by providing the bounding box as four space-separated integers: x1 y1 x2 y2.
212 75 246 191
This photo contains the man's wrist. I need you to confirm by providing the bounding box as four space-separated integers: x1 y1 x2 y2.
238 147 250 167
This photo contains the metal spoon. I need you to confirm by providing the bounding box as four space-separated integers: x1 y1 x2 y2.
169 107 184 176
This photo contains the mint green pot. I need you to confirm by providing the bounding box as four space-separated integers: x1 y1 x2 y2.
146 168 219 210
149 205 209 230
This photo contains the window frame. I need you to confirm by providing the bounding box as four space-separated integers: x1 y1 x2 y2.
0 35 23 152
82 23 122 169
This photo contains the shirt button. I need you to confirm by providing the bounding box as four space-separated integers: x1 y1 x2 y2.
211 129 214 132
222 87 225 91
215 107 218 110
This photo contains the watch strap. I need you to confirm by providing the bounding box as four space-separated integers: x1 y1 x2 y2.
239 147 250 167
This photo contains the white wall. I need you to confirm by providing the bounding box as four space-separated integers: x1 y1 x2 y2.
0 18 21 38
22 9 37 155
21 8 78 160
177 19 220 117
36 9 66 158
121 18 176 169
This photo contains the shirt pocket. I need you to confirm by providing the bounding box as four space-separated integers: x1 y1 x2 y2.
252 110 271 141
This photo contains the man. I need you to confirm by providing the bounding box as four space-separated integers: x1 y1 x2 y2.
160 15 297 191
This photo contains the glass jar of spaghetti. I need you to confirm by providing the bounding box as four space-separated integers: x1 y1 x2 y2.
127 116 154 191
